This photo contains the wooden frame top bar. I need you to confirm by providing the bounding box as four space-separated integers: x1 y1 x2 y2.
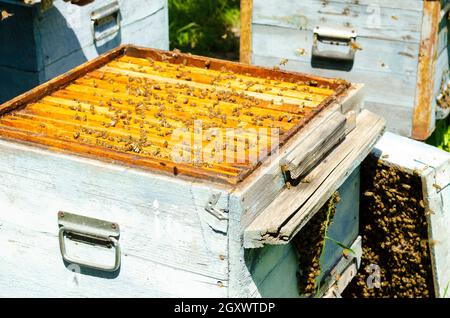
0 45 350 185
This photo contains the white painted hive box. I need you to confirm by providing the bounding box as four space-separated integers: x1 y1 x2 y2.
0 45 385 297
242 0 450 140
372 132 450 298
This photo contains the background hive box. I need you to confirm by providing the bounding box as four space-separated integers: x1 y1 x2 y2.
241 0 450 140
0 45 385 297
0 0 169 103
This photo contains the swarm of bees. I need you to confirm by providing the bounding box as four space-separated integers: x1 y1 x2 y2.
343 156 435 298
0 50 340 180
59 57 327 164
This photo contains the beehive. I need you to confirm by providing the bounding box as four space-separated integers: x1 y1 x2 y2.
0 45 385 297
345 132 450 298
0 46 345 184
241 0 450 140
0 0 169 103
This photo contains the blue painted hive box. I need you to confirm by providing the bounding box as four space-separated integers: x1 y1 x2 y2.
0 0 169 103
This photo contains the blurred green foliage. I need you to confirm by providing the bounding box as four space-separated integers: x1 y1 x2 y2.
427 116 450 152
169 0 240 60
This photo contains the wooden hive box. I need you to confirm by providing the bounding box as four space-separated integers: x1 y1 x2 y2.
352 132 450 298
241 0 450 140
0 45 385 297
0 0 169 103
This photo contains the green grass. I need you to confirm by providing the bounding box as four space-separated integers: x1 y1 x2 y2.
316 193 338 295
427 116 450 152
444 281 450 298
168 0 240 60
315 192 355 296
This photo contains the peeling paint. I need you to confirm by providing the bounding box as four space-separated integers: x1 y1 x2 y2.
412 0 441 140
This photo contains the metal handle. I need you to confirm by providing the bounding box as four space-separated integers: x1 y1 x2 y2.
91 1 120 43
58 211 121 272
312 26 357 63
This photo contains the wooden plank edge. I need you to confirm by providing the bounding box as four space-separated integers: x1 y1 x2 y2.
321 236 362 298
243 110 386 248
240 0 253 64
412 0 440 140
124 44 350 91
0 45 128 116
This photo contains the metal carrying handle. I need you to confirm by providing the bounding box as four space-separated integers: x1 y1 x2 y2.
91 1 121 43
58 211 121 272
312 26 357 63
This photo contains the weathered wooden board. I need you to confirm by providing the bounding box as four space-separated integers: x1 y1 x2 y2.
246 0 450 139
412 0 441 140
40 0 168 69
44 5 169 80
240 0 253 64
228 84 363 231
243 110 385 248
434 14 450 120
0 220 226 297
228 168 361 298
0 0 169 103
0 44 375 297
252 0 423 43
0 139 229 297
373 132 450 298
252 25 419 80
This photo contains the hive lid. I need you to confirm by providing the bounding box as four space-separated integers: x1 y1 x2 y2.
0 45 350 184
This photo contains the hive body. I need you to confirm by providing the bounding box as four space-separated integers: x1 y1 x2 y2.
246 0 450 139
0 0 169 103
0 45 383 297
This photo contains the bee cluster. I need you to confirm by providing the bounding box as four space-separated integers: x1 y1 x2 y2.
293 193 340 297
344 156 435 298
0 52 340 182
1 54 336 175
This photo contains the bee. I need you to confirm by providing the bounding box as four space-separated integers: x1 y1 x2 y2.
350 41 363 51
432 183 442 191
1 10 13 21
279 58 288 66
401 184 411 190
296 48 306 56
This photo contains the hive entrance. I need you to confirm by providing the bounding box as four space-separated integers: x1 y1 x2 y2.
0 46 347 184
